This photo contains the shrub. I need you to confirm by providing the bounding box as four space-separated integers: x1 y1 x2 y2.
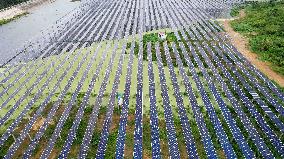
0 0 29 10
231 1 284 75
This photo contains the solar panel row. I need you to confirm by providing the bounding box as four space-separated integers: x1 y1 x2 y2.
1 0 283 158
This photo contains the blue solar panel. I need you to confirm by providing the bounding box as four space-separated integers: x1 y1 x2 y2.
221 43 284 118
58 45 114 158
1 0 283 158
175 42 217 159
93 44 126 158
115 41 135 158
39 45 97 159
181 42 236 158
0 63 26 84
215 44 284 154
232 49 284 102
22 43 96 158
0 61 40 101
165 41 202 159
114 2 139 157
209 43 275 158
194 42 255 158
78 43 121 158
59 1 132 156
133 41 143 159
3 44 93 158
201 42 256 158
147 42 162 158
133 1 145 157
0 62 53 126
155 43 181 159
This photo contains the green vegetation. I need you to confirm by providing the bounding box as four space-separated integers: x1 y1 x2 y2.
128 31 195 67
0 12 28 25
0 0 29 10
230 4 245 17
127 31 179 66
230 1 284 75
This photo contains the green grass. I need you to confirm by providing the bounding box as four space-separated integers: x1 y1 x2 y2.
0 12 28 25
230 6 242 17
230 0 284 75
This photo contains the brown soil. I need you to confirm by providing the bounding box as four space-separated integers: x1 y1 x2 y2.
54 104 65 117
110 113 120 131
14 119 28 133
221 10 284 87
69 145 80 158
49 147 59 159
32 117 45 131
217 149 226 159
14 136 31 158
24 104 64 158
124 114 135 158
239 10 246 18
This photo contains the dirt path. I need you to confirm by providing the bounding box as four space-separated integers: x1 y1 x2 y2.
220 10 284 87
0 8 25 20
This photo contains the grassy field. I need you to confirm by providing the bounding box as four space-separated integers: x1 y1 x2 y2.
230 0 284 75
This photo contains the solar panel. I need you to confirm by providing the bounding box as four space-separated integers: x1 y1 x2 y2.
22 43 94 158
209 43 275 158
214 44 284 154
1 0 283 158
93 44 126 159
155 43 180 158
78 42 120 158
115 41 135 158
174 42 218 158
133 40 143 159
146 42 162 158
3 44 96 158
164 42 198 158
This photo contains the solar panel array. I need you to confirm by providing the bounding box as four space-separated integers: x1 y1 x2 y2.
1 0 284 158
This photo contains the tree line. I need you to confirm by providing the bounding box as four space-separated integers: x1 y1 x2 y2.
0 0 29 10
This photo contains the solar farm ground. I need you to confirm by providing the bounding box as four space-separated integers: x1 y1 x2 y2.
1 27 284 158
1 0 284 158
